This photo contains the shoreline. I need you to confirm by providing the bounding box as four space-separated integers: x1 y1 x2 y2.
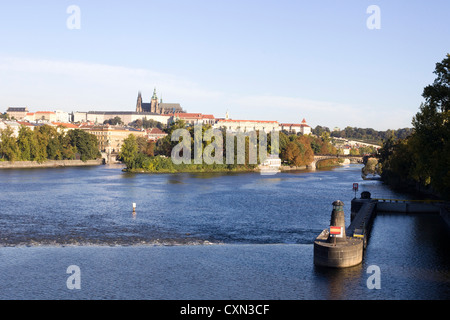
0 159 350 173
123 166 312 174
0 159 103 169
123 163 345 174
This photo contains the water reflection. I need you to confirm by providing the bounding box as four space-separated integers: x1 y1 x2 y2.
314 264 365 300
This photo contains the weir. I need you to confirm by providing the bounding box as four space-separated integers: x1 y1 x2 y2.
314 191 449 268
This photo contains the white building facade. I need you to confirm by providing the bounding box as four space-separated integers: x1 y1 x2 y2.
214 119 281 133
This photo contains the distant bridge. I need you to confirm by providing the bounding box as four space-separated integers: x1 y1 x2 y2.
308 155 364 170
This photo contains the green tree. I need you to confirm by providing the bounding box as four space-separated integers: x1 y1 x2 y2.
136 136 155 157
379 54 450 199
35 125 53 161
60 131 77 160
17 126 40 161
67 129 101 161
155 120 187 157
104 116 123 126
133 118 165 129
312 125 330 137
0 126 19 161
118 134 139 169
320 131 331 144
411 54 450 197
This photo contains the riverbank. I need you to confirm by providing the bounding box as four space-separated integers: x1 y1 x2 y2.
124 165 258 174
124 164 342 174
123 158 345 174
0 159 103 169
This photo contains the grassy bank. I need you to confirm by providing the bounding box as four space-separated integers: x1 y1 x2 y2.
123 156 258 174
125 165 258 174
122 155 348 174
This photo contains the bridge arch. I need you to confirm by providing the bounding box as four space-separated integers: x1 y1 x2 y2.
308 155 363 170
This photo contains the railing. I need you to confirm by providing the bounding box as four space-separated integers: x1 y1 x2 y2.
313 155 365 160
373 198 447 205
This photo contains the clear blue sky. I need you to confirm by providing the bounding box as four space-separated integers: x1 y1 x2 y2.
0 0 449 130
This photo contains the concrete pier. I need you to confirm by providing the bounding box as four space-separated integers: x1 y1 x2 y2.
314 192 449 268
314 201 364 268
348 194 378 249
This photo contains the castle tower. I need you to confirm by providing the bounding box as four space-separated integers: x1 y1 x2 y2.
150 88 159 113
136 92 143 113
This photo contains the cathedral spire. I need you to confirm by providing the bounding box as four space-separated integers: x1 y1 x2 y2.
136 91 143 113
152 87 158 101
150 87 159 113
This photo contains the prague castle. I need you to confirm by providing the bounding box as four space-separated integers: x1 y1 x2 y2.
136 88 184 114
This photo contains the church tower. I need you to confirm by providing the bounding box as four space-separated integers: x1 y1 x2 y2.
150 88 159 113
136 91 143 113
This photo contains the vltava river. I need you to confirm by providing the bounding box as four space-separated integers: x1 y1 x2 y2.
0 164 448 300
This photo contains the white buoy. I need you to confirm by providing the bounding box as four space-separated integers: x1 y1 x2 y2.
133 203 136 213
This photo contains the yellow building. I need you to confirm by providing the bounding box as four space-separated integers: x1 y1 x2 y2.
6 107 28 120
90 125 147 154
33 111 57 122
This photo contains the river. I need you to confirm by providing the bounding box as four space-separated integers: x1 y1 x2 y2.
0 164 448 300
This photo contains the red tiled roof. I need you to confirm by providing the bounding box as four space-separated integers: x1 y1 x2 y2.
171 113 216 120
176 113 203 119
148 128 167 135
217 119 278 124
52 122 79 129
17 121 35 127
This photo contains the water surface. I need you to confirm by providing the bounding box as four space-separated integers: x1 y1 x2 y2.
0 164 448 300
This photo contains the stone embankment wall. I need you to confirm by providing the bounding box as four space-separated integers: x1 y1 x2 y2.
0 159 103 169
279 165 308 171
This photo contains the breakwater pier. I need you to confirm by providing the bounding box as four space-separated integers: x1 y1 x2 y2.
314 192 449 268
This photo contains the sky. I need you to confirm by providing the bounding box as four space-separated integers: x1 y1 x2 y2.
0 0 449 131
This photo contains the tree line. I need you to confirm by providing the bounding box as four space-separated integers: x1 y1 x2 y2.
102 116 165 130
377 54 450 200
0 125 101 162
313 125 414 145
118 121 338 172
